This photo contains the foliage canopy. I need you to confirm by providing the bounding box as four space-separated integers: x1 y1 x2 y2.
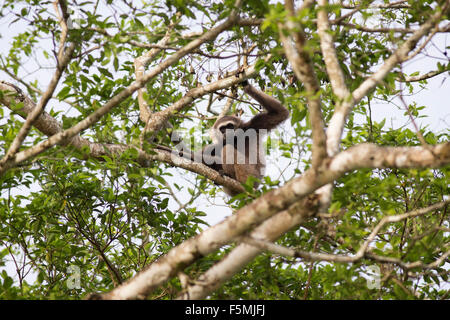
0 0 448 300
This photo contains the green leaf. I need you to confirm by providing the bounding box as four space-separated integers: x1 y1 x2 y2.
98 67 113 79
57 86 71 100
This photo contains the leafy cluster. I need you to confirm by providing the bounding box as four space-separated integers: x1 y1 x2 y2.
0 0 448 299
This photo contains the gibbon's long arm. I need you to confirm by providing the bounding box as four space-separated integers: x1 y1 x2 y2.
243 84 290 130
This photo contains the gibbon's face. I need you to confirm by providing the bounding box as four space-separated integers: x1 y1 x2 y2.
210 116 241 143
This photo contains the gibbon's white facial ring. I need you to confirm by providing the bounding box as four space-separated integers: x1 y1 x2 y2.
210 117 241 143
218 121 236 134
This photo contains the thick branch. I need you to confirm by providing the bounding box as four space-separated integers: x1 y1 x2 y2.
240 200 448 266
53 0 71 61
317 0 350 100
280 1 328 167
327 143 450 174
180 198 449 299
284 0 333 215
91 141 449 299
179 144 450 299
177 195 320 299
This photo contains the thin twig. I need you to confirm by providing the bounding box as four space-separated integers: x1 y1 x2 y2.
0 2 76 173
241 200 449 267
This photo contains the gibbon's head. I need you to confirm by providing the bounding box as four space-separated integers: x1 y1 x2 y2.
210 115 242 143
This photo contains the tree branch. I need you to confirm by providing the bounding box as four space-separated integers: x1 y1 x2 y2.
134 16 179 125
399 69 450 82
0 82 245 194
352 7 446 104
339 0 411 9
177 195 320 299
142 59 265 141
89 141 449 299
326 7 445 159
0 2 76 173
280 0 328 168
317 0 350 100
238 200 448 267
